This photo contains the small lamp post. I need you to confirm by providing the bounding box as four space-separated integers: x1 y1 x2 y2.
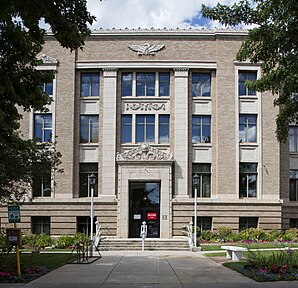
89 173 97 241
192 173 199 249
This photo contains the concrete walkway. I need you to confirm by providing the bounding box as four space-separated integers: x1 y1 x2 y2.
1 251 298 288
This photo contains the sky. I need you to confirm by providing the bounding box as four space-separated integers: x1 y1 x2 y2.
87 0 240 29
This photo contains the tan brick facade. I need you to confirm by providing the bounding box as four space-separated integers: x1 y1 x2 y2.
1 29 297 237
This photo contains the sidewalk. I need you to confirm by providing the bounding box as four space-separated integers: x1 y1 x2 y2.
1 251 298 288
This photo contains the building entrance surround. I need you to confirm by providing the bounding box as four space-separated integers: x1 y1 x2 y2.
116 143 174 238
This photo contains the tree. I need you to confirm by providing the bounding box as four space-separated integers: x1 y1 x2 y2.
201 0 298 142
0 0 95 203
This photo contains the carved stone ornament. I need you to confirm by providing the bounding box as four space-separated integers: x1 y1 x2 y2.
126 103 166 111
38 54 59 64
128 43 165 55
116 143 173 161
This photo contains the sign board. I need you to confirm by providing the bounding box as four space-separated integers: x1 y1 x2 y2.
147 212 157 220
133 214 141 220
8 206 20 223
6 228 22 246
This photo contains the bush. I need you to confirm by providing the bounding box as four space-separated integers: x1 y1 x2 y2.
265 228 283 241
283 228 298 241
215 227 233 242
200 230 214 241
239 228 266 241
55 235 74 249
72 233 89 244
22 234 39 248
22 234 54 249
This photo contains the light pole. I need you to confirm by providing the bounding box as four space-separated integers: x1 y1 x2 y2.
89 173 97 241
192 173 199 249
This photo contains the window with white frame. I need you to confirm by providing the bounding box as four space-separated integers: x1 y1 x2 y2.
34 114 52 143
289 170 298 201
80 115 99 143
289 126 298 152
40 81 53 96
32 216 50 235
239 114 257 143
80 73 100 97
192 73 211 97
192 164 211 198
238 71 257 96
239 163 257 198
79 163 98 197
121 115 132 143
121 72 170 97
136 115 155 143
158 115 170 143
192 115 211 144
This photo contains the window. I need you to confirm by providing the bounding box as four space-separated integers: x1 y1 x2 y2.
238 71 257 96
159 115 170 143
239 217 258 231
34 114 52 142
192 116 211 144
192 164 211 197
40 82 53 96
289 127 298 152
239 163 257 198
289 170 298 201
159 72 170 96
121 115 132 143
32 164 51 197
239 114 257 143
192 217 213 234
136 115 155 143
122 72 133 96
290 219 298 228
77 216 96 235
80 115 99 143
136 73 155 96
79 163 98 197
80 73 100 97
32 216 50 235
192 73 211 97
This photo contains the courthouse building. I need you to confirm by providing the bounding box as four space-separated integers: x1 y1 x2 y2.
1 28 298 238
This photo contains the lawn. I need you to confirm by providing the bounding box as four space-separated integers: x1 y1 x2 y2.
0 252 76 283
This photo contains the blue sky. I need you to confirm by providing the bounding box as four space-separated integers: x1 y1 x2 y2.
87 0 240 29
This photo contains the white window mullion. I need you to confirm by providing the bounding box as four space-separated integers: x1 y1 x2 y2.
155 72 159 97
132 72 136 97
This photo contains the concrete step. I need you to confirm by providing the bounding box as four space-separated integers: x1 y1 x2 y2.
98 238 189 251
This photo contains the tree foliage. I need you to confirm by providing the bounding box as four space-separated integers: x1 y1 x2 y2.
201 0 298 142
0 1 95 203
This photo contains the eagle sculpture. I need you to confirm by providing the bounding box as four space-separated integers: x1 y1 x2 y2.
128 43 165 55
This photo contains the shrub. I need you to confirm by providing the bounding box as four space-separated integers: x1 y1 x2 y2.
22 234 39 248
265 228 283 241
283 228 298 241
239 228 266 241
215 227 233 242
200 230 214 241
72 232 89 244
22 234 54 248
55 235 74 249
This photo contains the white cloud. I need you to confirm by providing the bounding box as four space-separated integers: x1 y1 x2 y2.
87 0 241 29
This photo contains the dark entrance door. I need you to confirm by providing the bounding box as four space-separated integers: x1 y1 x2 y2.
129 182 160 238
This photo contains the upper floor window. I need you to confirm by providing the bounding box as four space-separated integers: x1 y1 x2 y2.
34 114 52 143
159 115 170 143
239 114 257 143
121 115 132 143
289 126 298 152
32 164 51 197
192 115 211 144
122 72 133 96
79 163 98 197
239 163 257 198
80 115 99 143
238 71 257 96
192 73 211 97
159 72 170 96
80 73 100 97
136 73 155 96
289 170 298 201
40 82 53 96
136 115 155 143
192 163 211 198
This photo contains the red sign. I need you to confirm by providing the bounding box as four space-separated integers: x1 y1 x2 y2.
147 212 157 220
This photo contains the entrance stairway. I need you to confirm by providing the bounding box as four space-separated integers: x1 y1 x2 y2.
98 238 189 251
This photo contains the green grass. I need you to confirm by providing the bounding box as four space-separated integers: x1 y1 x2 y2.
223 261 245 272
204 252 226 257
204 250 288 258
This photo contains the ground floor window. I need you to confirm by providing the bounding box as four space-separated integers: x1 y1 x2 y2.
32 216 50 235
77 216 96 236
79 163 98 197
239 217 258 231
289 170 298 201
290 219 298 228
192 216 212 235
192 164 211 197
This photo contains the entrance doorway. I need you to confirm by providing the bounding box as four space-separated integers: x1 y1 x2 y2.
129 182 160 238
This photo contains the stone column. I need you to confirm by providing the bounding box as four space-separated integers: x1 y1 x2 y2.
101 69 117 199
173 68 189 198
